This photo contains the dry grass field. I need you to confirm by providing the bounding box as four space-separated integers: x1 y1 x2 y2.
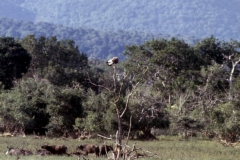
0 135 239 160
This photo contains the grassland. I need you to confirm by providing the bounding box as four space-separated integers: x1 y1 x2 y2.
0 135 239 160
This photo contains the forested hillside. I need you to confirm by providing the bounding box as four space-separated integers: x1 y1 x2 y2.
1 0 240 40
0 17 183 59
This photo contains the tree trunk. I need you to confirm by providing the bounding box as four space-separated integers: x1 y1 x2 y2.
117 115 123 145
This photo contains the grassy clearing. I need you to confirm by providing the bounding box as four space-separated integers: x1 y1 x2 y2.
0 135 239 160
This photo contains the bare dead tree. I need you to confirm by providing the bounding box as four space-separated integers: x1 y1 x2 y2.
78 131 92 140
87 63 149 159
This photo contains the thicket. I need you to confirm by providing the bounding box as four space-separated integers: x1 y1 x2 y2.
0 35 240 144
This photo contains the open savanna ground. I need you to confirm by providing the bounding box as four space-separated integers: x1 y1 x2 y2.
0 135 239 160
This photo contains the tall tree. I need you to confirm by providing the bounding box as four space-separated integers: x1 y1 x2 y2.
221 40 240 98
124 38 203 105
124 38 210 137
0 37 31 89
194 36 225 65
20 35 89 88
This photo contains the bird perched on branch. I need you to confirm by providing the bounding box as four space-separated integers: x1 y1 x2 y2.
106 57 119 66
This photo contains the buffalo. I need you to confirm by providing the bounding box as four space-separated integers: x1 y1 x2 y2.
21 149 33 156
41 144 68 155
6 147 24 156
36 149 52 156
6 147 33 156
99 144 113 156
76 144 99 156
70 150 83 156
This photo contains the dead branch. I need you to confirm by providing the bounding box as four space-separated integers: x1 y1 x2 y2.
120 82 140 118
95 136 159 160
219 137 240 147
86 72 111 92
125 115 133 145
115 130 120 145
114 71 129 104
87 64 156 159
218 133 240 147
97 134 113 140
121 143 159 160
120 67 148 118
78 132 92 140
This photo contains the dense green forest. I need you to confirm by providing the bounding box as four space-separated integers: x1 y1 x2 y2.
1 0 240 40
0 35 240 144
0 17 189 60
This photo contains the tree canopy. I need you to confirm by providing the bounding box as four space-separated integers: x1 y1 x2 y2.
0 37 31 89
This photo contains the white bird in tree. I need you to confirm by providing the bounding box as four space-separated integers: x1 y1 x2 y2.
106 57 119 66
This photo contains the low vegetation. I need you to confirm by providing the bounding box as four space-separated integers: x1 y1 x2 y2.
1 135 240 160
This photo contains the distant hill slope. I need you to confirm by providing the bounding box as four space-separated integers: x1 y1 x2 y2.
4 0 239 40
2 18 194 60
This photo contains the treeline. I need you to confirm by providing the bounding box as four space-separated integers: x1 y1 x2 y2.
2 0 240 40
0 35 240 142
0 17 181 60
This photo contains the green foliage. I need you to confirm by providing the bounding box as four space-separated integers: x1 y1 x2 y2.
1 32 240 142
124 36 240 140
194 36 224 65
0 37 31 89
46 87 85 137
124 38 202 105
0 77 50 134
0 75 86 137
102 107 117 133
210 102 240 142
80 112 102 132
80 89 118 134
20 35 89 88
129 86 169 139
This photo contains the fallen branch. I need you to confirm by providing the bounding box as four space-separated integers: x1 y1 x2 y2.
97 134 113 140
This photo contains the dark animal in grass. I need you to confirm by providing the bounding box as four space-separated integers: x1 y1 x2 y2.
41 145 68 155
6 147 24 156
36 149 52 156
76 144 99 156
99 145 113 156
70 151 84 156
21 149 33 156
